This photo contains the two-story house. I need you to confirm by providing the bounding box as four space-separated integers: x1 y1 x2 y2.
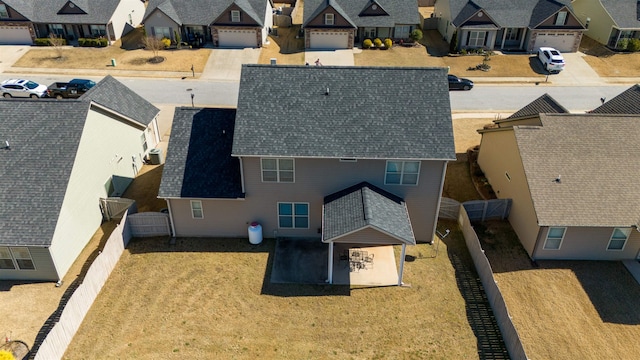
158 66 455 273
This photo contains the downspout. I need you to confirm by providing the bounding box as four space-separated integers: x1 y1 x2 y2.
429 160 450 242
328 242 334 284
397 244 407 286
501 28 507 50
238 156 246 194
166 199 176 237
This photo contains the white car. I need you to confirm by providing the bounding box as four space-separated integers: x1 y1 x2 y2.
537 47 565 73
1 79 48 99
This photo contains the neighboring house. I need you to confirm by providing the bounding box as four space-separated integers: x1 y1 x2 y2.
477 113 640 261
158 66 455 280
493 93 569 127
0 76 160 281
572 0 640 49
589 84 640 114
0 0 145 45
302 0 420 49
434 0 586 52
142 0 274 48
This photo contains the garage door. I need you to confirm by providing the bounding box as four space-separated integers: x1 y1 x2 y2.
533 33 576 52
217 29 257 48
309 32 349 49
0 26 33 45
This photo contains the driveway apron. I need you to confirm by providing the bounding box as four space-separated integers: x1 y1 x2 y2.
200 48 261 81
305 49 355 66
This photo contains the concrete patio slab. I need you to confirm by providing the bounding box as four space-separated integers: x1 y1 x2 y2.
331 244 399 287
304 49 355 66
200 48 261 81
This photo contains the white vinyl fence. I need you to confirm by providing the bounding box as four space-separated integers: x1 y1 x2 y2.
33 210 134 360
439 197 511 222
458 206 529 360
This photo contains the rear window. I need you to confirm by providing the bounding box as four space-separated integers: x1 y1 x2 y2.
550 50 561 56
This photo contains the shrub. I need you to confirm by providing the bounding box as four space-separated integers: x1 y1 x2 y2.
628 38 640 52
384 38 393 49
449 31 458 53
410 29 423 42
78 38 107 47
99 38 108 47
373 38 382 48
460 48 467 55
161 37 171 48
363 38 372 49
617 38 628 51
174 30 182 48
0 350 15 360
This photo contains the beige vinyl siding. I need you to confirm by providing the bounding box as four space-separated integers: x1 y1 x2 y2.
572 0 616 45
0 247 57 281
168 158 446 242
534 226 640 260
144 9 179 41
496 117 543 128
109 0 145 40
434 0 456 42
48 106 146 280
331 227 408 244
478 130 540 256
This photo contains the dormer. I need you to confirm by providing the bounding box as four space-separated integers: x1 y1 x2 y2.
359 0 389 17
58 1 88 15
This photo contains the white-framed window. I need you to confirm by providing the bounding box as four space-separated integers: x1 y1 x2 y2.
0 4 9 18
89 25 107 37
154 26 171 39
395 25 411 39
190 200 203 219
555 11 567 26
467 31 486 47
385 160 420 185
49 24 65 36
607 228 631 251
278 202 309 228
141 133 148 152
261 158 294 182
0 247 15 270
231 10 241 22
4 247 35 270
324 13 334 25
543 227 566 250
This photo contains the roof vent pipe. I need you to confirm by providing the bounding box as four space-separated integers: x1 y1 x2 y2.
325 87 329 95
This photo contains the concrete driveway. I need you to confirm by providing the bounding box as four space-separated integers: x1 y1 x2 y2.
305 49 355 66
0 45 29 73
549 51 604 86
200 48 261 81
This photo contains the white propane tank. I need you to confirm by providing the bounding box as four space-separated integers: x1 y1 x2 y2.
248 222 263 244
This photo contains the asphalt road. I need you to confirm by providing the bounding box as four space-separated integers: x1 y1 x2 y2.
21 74 630 112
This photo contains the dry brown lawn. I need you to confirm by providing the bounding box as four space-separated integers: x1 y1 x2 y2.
64 230 480 359
477 221 640 359
580 36 640 77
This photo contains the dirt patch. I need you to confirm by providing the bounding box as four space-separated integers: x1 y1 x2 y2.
258 26 305 65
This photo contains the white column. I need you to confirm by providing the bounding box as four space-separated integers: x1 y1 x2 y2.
398 244 407 286
328 242 334 284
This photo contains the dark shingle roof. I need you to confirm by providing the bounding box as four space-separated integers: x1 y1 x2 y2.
3 0 121 24
600 0 640 28
80 75 159 126
233 65 455 160
590 84 640 114
158 107 244 199
0 100 89 246
303 0 419 28
506 93 569 120
448 0 575 28
143 0 268 26
514 114 640 227
322 182 415 244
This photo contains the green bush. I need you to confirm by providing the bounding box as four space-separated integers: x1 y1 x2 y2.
0 349 15 360
363 38 372 49
99 38 108 47
35 37 67 46
161 37 171 48
384 38 393 49
78 38 108 47
373 38 382 48
449 31 458 53
617 38 628 50
410 29 423 42
627 38 640 52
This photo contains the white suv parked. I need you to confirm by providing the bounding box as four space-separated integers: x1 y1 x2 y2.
1 79 48 99
537 47 565 73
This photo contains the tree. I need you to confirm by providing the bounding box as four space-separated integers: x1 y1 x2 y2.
410 29 423 42
142 36 166 59
48 33 66 60
174 30 182 49
449 31 458 53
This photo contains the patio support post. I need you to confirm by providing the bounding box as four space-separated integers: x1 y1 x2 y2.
328 242 334 284
398 243 406 286
519 29 525 50
501 28 507 50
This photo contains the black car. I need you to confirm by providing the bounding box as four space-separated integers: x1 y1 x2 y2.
448 74 474 90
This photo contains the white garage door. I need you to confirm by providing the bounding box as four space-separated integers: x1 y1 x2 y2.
533 33 576 52
218 29 257 48
310 32 349 49
0 26 33 45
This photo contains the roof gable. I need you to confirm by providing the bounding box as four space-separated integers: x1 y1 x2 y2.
304 0 418 28
590 84 640 114
359 0 389 17
232 65 455 160
212 0 263 26
505 93 569 120
448 0 576 28
58 1 88 15
144 0 269 26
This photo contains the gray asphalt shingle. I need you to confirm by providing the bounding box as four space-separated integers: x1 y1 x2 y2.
143 0 268 26
233 65 455 160
3 0 121 24
80 75 159 126
590 84 640 115
514 114 640 227
322 182 415 244
158 107 244 199
506 93 569 120
600 0 640 29
0 100 89 246
303 0 419 28
448 0 575 28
